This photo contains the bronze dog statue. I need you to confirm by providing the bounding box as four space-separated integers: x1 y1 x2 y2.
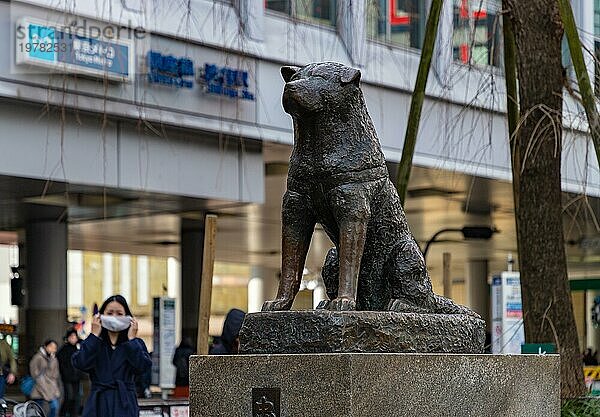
262 62 477 316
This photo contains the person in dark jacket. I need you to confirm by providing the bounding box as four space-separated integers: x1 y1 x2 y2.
209 309 245 355
72 295 151 417
172 337 195 398
57 328 84 417
584 348 598 366
0 336 16 399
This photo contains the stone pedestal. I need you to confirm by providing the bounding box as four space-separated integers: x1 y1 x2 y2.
190 353 560 417
239 311 486 354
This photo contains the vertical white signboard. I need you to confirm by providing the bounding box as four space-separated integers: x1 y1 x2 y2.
491 271 525 354
159 297 177 390
153 297 177 392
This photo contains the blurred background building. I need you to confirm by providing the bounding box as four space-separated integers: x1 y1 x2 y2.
0 0 598 356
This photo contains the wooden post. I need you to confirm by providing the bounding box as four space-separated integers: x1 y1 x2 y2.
443 252 451 299
197 214 217 355
395 0 444 205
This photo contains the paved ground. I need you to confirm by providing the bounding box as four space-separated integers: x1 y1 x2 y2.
3 384 188 413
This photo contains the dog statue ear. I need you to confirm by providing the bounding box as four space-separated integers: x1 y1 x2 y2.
341 68 361 86
281 66 300 82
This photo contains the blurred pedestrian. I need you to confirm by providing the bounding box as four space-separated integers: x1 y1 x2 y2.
172 337 195 398
57 328 84 417
30 339 62 417
584 348 598 366
72 295 151 417
0 335 16 399
209 309 245 355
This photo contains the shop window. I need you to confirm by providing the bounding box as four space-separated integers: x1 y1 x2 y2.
595 0 600 98
452 0 502 67
367 0 424 49
595 41 600 99
265 0 337 27
266 0 291 14
596 0 600 36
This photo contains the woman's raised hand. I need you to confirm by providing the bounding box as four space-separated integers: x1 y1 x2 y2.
91 314 102 337
128 317 139 340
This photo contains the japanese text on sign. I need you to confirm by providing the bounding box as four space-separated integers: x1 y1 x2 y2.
199 63 255 100
147 51 194 89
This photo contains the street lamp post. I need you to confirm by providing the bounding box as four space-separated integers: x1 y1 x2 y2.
422 226 498 261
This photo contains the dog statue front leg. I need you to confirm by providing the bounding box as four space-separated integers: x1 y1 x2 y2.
327 219 367 311
262 191 315 311
327 185 371 311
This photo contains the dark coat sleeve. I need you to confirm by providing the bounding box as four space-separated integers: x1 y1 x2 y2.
172 347 180 367
72 334 102 372
57 345 70 377
123 338 152 374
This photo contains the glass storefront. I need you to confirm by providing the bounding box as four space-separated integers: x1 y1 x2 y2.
66 251 261 348
0 245 19 325
266 0 337 27
66 251 175 348
367 0 425 49
452 0 501 67
367 0 501 67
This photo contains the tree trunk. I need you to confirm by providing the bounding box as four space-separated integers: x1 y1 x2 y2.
395 0 444 205
505 0 585 398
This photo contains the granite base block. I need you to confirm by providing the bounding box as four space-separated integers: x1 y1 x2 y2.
190 353 560 417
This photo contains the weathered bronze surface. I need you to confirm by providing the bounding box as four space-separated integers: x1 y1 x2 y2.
262 62 477 316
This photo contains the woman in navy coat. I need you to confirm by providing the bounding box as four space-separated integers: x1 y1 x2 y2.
73 295 152 417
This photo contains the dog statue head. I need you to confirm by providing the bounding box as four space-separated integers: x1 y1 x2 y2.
281 62 361 117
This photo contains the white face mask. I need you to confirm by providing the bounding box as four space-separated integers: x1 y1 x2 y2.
100 315 132 332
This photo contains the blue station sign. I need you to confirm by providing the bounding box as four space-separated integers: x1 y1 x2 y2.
198 63 254 100
15 18 134 82
146 51 194 89
143 49 255 100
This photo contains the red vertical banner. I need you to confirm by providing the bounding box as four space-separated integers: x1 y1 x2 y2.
460 0 469 18
389 0 411 25
473 9 487 20
460 44 470 63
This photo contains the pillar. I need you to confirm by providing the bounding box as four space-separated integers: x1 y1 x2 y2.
465 259 490 326
248 276 264 314
24 220 68 356
233 0 264 41
338 0 366 66
181 218 204 347
433 0 454 87
247 266 279 313
313 282 327 309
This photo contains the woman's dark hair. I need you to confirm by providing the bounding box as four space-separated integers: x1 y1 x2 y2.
99 294 133 316
99 294 133 346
